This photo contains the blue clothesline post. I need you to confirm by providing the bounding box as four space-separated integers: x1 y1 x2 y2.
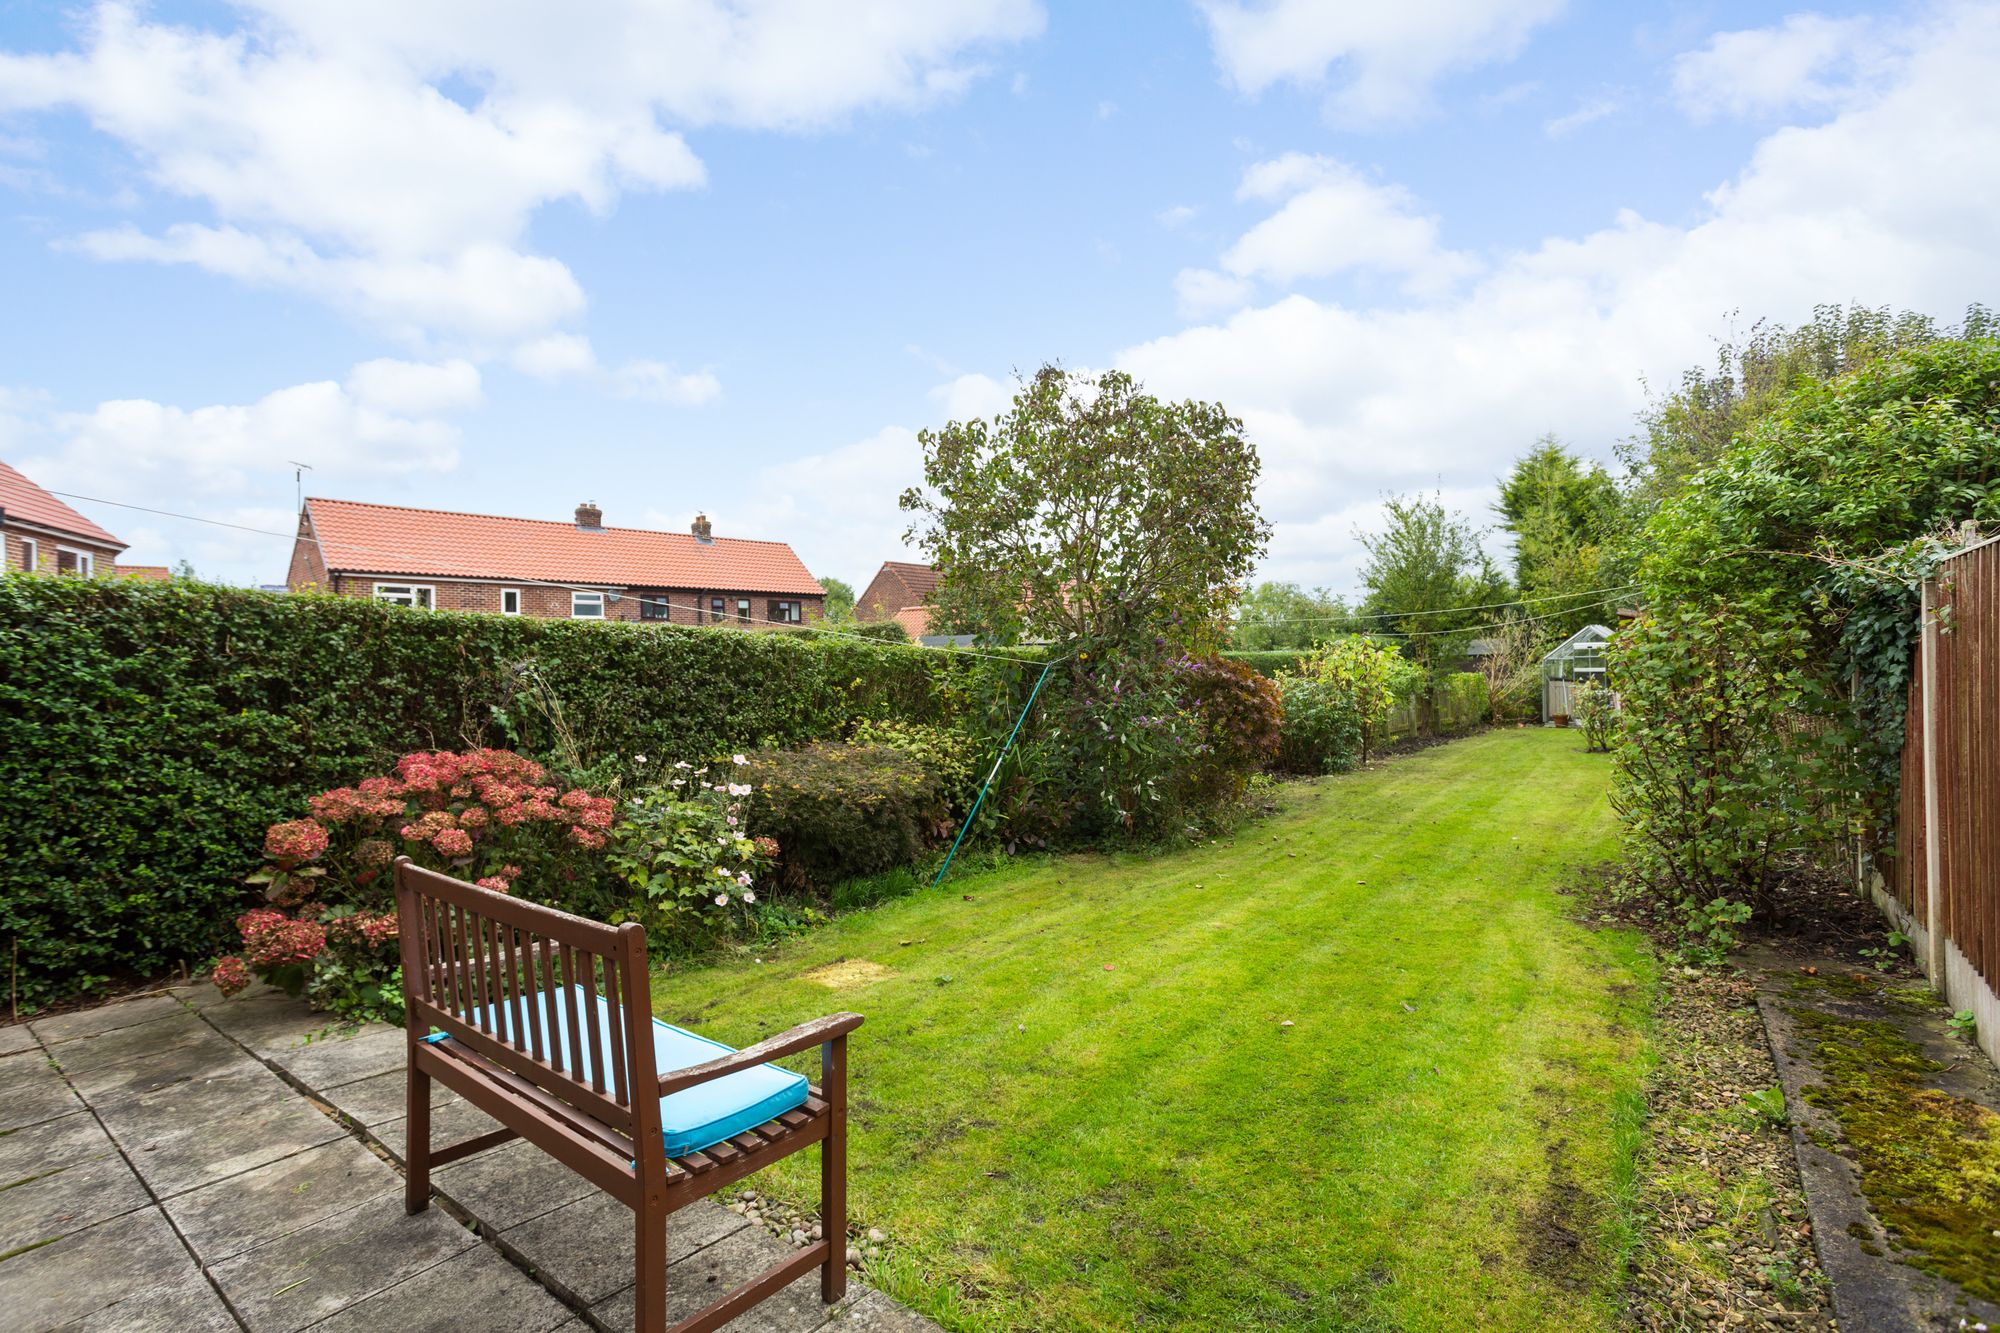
931 658 1057 888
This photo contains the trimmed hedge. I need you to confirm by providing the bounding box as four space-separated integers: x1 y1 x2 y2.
0 578 1020 1004
1223 650 1312 678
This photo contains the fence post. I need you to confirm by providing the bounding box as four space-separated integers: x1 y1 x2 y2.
1921 575 1945 982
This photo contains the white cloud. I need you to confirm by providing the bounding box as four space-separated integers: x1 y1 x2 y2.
1544 94 1618 138
1157 204 1198 228
1121 2 2000 590
1672 13 1876 123
510 332 719 406
511 332 599 380
4 358 488 580
720 426 928 586
0 1 1041 340
1175 267 1256 319
930 372 1014 421
612 360 722 407
1197 0 1567 125
1218 153 1478 296
346 358 483 416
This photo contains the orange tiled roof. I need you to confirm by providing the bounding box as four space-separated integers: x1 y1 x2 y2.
891 605 932 639
0 459 124 548
114 564 173 581
305 498 822 596
880 560 939 602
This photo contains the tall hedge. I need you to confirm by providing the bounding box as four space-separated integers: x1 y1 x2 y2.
0 579 1020 1005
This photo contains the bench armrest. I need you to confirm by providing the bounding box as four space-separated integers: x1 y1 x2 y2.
656 1012 863 1098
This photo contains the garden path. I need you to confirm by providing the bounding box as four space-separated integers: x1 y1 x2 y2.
0 983 932 1332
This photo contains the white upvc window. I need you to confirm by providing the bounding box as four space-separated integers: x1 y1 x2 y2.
18 537 37 572
500 588 522 615
373 583 435 609
55 546 93 576
571 590 605 619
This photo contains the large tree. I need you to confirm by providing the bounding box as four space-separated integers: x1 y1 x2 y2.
1494 436 1620 636
1231 581 1355 651
815 576 856 623
1357 493 1509 676
901 365 1269 651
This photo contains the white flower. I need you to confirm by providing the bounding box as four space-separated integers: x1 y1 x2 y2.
714 892 729 906
674 760 691 770
634 754 647 765
726 815 738 826
742 889 757 903
732 754 748 765
715 865 732 876
737 872 752 886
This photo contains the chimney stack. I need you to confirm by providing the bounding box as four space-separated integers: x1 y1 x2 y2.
691 512 713 544
575 502 602 530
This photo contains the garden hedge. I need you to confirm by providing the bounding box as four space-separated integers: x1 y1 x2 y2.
0 578 1037 1005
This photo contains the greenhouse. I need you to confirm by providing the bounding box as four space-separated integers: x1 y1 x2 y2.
1541 623 1614 725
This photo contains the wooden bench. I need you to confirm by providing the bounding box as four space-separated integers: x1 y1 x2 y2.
392 858 862 1332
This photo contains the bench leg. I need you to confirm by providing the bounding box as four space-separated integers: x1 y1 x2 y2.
821 1034 848 1303
405 1055 431 1215
635 1198 668 1333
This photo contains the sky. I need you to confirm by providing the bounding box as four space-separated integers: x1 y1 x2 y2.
1 0 1994 595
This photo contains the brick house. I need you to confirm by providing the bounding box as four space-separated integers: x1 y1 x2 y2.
1 458 126 576
855 560 939 637
288 498 824 626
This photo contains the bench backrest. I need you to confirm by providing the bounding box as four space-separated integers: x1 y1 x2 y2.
393 858 661 1144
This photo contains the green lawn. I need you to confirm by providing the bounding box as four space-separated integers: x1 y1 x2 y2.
652 729 1654 1332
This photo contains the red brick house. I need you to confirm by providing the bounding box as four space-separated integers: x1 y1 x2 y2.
288 499 824 626
855 560 939 637
1 458 126 576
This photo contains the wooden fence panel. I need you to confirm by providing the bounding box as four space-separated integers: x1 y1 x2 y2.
1902 537 2000 992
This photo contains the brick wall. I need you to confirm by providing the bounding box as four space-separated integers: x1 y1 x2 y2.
857 566 918 621
4 529 123 576
323 573 822 627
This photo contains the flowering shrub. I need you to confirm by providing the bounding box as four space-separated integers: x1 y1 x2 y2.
599 755 773 943
214 748 615 1020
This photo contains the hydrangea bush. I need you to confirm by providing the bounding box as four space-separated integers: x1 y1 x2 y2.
214 748 616 1019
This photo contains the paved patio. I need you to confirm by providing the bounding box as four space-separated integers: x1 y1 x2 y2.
0 985 937 1332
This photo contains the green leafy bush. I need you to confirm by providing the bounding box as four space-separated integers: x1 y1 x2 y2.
1569 680 1616 752
742 744 951 892
1275 638 1415 773
1610 604 1847 955
850 718 979 811
1223 650 1312 679
1431 672 1490 735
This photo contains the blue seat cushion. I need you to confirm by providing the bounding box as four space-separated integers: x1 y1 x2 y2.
427 984 809 1158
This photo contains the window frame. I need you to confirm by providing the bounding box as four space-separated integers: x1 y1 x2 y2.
372 582 436 609
571 590 606 620
18 536 37 572
638 593 672 621
735 597 752 625
55 545 94 577
709 596 726 623
770 599 802 624
500 588 522 616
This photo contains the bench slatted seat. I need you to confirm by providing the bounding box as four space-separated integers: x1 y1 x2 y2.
393 859 861 1333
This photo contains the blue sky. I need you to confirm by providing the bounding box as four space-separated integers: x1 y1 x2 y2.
1 1 1990 593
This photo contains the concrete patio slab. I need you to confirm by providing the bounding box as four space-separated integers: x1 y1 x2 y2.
164 1135 399 1263
93 1063 346 1198
67 1272 241 1332
501 1193 749 1306
432 1137 599 1230
264 1025 406 1091
0 1052 83 1130
317 1064 458 1128
0 1205 194 1327
207 1195 477 1331
304 1242 574 1333
0 1022 37 1058
1 987 942 1333
0 1144 152 1254
0 1102 116 1180
28 994 184 1046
